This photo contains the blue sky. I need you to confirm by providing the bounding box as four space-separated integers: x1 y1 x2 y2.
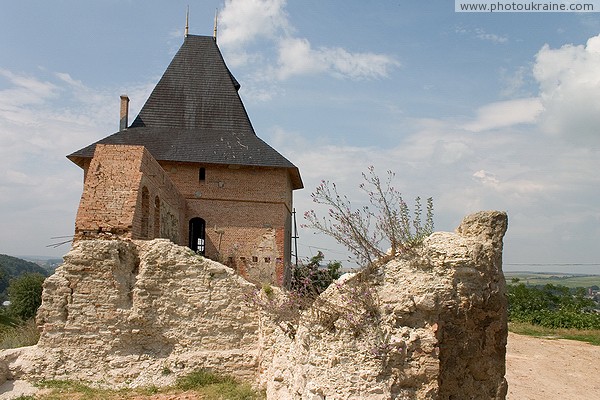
1 1 599 273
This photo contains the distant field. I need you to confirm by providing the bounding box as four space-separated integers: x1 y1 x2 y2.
504 271 600 288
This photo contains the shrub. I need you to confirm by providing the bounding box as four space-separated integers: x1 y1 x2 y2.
304 166 433 268
176 369 236 390
8 273 45 321
290 251 342 297
254 168 433 339
508 283 600 330
175 369 260 399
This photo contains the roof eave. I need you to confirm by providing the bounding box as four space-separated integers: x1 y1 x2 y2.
67 154 88 169
289 167 303 190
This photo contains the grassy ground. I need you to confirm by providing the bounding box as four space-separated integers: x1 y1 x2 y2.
13 370 265 400
509 321 600 345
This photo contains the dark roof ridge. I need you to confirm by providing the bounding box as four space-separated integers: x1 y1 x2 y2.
67 34 303 189
130 34 252 132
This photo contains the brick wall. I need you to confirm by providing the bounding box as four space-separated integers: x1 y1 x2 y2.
74 145 186 243
74 146 297 285
162 161 295 285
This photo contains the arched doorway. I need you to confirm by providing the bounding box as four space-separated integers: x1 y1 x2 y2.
189 217 206 255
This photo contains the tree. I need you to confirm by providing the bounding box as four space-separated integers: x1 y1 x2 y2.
303 166 434 268
291 252 342 297
8 273 45 320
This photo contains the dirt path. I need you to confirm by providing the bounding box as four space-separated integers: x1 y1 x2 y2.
506 332 600 399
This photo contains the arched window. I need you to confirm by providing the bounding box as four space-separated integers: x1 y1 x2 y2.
153 196 160 238
189 217 206 255
141 187 150 238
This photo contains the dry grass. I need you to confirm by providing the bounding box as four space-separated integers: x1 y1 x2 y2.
30 371 264 400
509 321 600 345
0 318 40 349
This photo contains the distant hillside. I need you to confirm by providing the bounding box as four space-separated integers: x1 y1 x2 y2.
0 254 49 301
19 256 62 273
505 271 600 288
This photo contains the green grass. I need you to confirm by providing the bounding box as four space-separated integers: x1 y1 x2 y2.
176 369 261 399
31 369 265 400
509 321 600 345
36 380 128 399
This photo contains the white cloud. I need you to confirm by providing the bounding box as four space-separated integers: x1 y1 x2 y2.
533 34 600 145
455 26 508 44
273 38 399 80
319 47 399 80
219 0 291 47
475 28 508 44
473 169 500 186
500 66 529 97
462 98 543 132
0 69 58 109
219 0 399 83
0 67 155 257
275 38 327 79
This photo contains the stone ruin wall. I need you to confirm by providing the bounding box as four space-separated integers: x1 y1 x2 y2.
0 211 508 399
260 210 508 399
2 239 262 387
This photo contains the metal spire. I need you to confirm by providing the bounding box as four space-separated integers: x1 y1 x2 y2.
184 6 189 38
213 8 218 42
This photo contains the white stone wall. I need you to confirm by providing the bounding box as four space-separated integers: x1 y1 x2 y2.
0 211 508 399
259 210 508 399
4 239 260 387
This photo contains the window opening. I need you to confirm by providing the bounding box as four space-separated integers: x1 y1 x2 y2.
153 196 160 238
199 167 206 181
141 187 150 238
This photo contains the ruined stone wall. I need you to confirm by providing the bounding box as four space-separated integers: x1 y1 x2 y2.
0 211 508 399
163 161 294 285
259 211 508 399
74 145 186 243
3 239 261 387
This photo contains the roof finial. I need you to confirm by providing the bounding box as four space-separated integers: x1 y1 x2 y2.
213 8 218 42
184 5 189 38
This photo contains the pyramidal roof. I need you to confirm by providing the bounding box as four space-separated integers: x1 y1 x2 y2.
68 35 302 189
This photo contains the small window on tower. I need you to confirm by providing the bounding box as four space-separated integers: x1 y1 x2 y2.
199 167 206 181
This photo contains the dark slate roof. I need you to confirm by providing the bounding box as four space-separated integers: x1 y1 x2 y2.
68 35 302 189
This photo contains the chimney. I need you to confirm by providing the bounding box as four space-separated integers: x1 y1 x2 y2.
119 95 130 131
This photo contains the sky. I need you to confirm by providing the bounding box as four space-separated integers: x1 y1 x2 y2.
0 0 599 273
